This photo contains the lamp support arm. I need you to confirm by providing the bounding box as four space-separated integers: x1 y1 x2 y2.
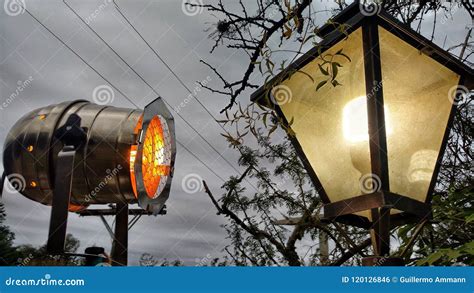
46 146 76 254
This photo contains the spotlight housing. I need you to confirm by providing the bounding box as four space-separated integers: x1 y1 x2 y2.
2 98 176 214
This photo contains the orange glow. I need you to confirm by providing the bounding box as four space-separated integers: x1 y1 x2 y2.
38 114 46 120
130 115 170 199
141 116 170 198
30 181 37 187
130 145 138 197
130 115 143 198
27 145 34 152
68 203 87 212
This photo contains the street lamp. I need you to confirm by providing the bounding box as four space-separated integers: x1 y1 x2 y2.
251 3 473 265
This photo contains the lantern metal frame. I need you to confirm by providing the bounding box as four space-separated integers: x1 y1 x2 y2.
251 2 473 255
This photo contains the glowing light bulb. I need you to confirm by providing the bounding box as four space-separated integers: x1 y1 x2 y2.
408 150 437 182
343 96 392 143
130 149 137 170
129 147 138 197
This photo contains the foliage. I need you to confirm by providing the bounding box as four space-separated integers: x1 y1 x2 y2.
398 186 474 266
192 0 471 113
0 202 17 266
139 253 183 267
0 204 82 267
194 0 473 266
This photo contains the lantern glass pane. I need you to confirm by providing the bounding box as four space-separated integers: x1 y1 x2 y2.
379 27 460 202
277 28 371 205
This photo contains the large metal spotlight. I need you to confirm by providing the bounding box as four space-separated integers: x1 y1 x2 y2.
1 98 176 259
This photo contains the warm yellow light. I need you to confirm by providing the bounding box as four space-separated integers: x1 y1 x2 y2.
129 146 138 197
142 116 170 199
343 96 392 143
408 150 438 182
343 96 369 143
129 116 171 200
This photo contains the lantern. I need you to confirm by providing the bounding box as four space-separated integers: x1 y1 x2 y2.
251 3 473 263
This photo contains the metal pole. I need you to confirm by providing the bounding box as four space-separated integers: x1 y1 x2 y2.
111 202 128 266
363 207 403 266
47 146 76 254
0 172 6 198
360 13 404 266
378 207 391 256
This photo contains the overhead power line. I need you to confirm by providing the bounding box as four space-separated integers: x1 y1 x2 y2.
64 0 244 183
21 5 226 183
22 5 140 109
112 0 222 124
112 1 261 192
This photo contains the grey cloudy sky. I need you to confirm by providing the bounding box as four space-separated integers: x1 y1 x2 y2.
0 0 471 265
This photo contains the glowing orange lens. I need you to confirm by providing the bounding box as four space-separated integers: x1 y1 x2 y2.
141 116 169 198
130 115 143 198
130 115 170 199
130 145 138 197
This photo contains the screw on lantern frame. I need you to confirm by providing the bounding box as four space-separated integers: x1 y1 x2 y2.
251 3 473 258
